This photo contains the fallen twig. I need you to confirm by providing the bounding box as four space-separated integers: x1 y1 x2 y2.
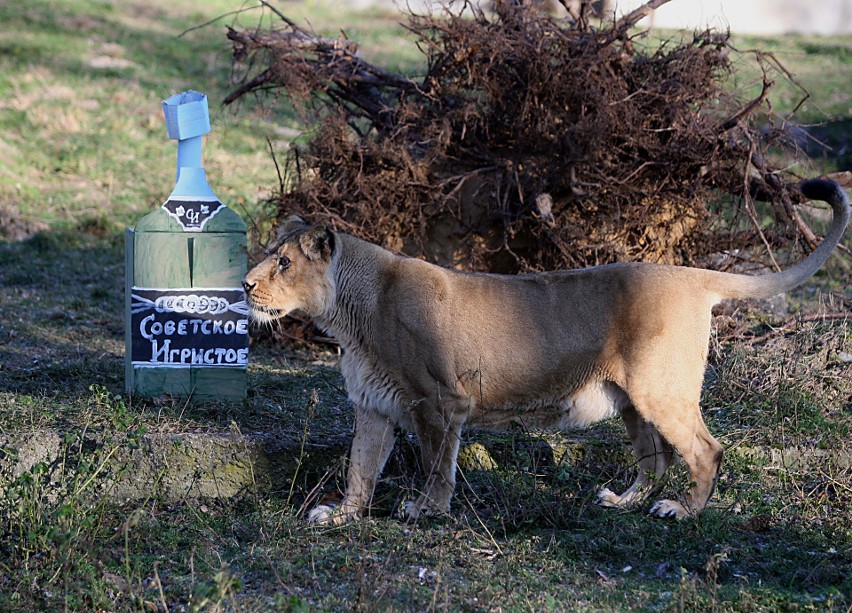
745 312 852 345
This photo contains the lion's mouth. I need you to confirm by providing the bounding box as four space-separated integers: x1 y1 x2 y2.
247 301 285 320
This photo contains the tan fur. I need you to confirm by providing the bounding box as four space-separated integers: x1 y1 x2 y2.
243 180 849 524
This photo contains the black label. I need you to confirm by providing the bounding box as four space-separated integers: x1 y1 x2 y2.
162 199 225 231
131 288 248 368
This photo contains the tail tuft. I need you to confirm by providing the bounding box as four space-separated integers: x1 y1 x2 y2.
800 178 848 207
711 177 849 300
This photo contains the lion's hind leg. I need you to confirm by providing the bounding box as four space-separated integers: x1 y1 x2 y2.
646 413 723 519
404 399 466 521
597 404 674 510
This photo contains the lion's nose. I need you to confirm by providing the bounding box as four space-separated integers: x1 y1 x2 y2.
242 279 255 295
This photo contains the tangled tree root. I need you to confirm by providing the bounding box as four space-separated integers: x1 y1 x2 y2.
226 0 828 274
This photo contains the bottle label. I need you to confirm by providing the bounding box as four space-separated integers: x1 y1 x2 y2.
162 199 225 231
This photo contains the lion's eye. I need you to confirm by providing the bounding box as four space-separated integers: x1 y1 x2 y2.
278 255 291 271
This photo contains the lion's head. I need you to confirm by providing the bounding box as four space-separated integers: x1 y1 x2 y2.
242 216 335 323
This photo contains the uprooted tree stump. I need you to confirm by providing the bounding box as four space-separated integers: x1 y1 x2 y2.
224 0 830 274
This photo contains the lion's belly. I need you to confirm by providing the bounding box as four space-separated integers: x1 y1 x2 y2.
340 349 628 433
467 380 628 431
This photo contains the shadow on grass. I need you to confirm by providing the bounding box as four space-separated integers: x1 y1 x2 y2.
802 118 852 170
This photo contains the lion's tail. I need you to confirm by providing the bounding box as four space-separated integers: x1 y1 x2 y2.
710 178 850 301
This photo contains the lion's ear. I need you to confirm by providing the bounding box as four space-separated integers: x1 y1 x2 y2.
299 226 335 261
277 215 307 241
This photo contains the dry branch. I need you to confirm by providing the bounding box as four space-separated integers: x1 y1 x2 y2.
757 312 851 343
611 0 674 35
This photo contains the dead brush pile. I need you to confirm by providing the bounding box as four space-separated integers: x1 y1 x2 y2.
225 0 822 273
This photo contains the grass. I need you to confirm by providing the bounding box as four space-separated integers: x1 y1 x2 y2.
0 0 421 234
0 1 850 610
2 394 849 610
0 228 848 611
638 29 852 175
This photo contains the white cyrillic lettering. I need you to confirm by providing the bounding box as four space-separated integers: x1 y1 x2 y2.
141 314 155 341
151 339 170 362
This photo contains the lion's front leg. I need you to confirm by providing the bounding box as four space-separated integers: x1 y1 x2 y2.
308 406 396 525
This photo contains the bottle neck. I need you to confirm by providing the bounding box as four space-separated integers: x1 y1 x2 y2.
168 166 218 201
176 135 203 182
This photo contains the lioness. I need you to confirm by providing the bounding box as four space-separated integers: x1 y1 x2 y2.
243 179 849 524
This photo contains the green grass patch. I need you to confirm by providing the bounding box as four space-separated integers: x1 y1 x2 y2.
705 317 852 449
0 0 422 234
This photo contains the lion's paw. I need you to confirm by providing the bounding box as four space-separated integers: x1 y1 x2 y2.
402 500 426 520
307 503 358 526
402 499 448 521
596 487 627 509
307 504 337 525
648 499 689 520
